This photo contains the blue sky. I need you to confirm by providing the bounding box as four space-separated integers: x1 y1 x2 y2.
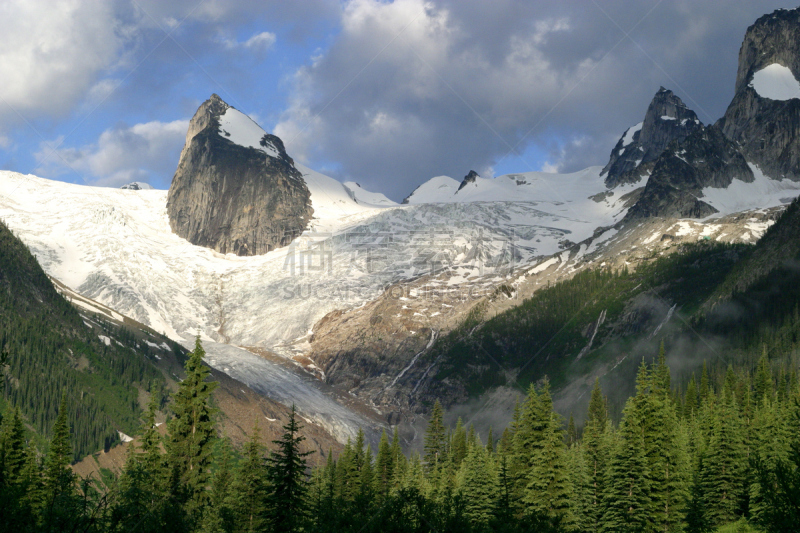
0 0 794 200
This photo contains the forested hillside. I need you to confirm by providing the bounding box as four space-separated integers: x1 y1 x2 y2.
2 338 798 532
0 219 168 459
425 198 800 421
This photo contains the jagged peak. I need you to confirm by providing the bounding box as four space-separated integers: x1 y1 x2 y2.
457 170 480 192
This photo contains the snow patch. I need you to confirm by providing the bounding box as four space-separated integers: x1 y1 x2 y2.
217 107 280 158
750 63 800 101
701 163 800 216
622 122 643 146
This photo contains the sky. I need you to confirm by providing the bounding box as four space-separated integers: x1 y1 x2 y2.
0 0 795 201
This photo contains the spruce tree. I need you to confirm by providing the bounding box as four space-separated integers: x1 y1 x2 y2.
424 400 447 471
450 418 468 469
2 408 27 484
457 443 498 528
267 404 313 533
41 394 78 531
166 336 218 518
754 349 774 403
699 384 746 528
584 378 609 532
524 380 574 526
375 429 393 499
601 399 651 533
233 423 270 533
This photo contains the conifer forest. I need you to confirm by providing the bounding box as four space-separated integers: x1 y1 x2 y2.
2 336 799 532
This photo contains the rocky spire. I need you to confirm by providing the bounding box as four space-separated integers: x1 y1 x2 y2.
719 7 800 180
166 95 313 256
602 88 703 187
457 170 480 191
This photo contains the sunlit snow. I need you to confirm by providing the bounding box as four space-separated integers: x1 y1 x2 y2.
749 63 800 101
218 107 280 158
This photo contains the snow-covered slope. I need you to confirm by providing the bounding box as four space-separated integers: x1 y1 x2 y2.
343 181 397 207
217 106 281 158
403 176 460 204
0 163 635 353
701 163 800 215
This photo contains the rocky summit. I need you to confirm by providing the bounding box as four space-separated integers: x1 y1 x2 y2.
166 94 313 256
719 8 800 181
625 125 753 219
602 88 703 188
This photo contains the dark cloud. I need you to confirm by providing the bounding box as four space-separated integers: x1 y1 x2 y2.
274 0 793 200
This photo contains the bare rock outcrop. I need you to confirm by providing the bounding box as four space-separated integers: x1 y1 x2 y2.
167 94 312 256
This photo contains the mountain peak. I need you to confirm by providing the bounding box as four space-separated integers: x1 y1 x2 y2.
167 97 312 256
602 87 703 187
457 170 480 191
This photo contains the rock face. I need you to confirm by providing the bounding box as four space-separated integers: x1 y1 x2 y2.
456 170 480 191
719 8 800 180
167 94 312 256
120 182 153 190
603 88 704 187
626 126 753 219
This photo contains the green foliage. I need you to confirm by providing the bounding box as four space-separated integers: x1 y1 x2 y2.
166 335 219 519
430 242 746 398
0 219 166 460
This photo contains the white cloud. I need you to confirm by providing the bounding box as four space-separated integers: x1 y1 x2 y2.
36 120 189 188
243 31 277 51
0 0 123 119
274 0 597 199
219 30 277 52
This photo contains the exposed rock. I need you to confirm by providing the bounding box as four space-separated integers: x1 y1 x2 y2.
120 182 153 190
719 7 800 180
167 94 313 256
456 170 480 192
625 125 753 219
603 88 704 187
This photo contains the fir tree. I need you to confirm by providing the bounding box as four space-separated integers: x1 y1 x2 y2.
233 423 270 533
450 418 468 468
601 399 651 533
424 400 447 470
524 380 574 526
375 429 393 499
267 404 313 533
699 384 746 528
754 348 774 403
583 378 609 532
457 443 497 528
166 336 219 518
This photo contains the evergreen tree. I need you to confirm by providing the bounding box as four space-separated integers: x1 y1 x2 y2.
267 404 313 533
210 439 234 531
699 384 746 529
567 414 577 447
684 375 699 418
524 380 574 526
601 399 650 533
450 418 468 469
2 408 27 484
583 378 609 532
41 394 79 530
375 429 393 499
424 400 447 471
457 443 497 528
232 423 270 533
166 336 219 519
